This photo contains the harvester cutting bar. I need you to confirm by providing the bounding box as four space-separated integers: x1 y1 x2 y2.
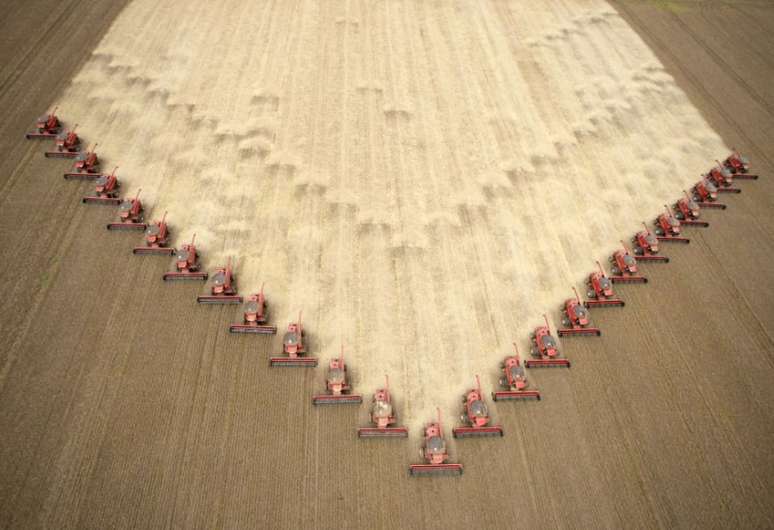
526 358 571 368
228 323 277 334
696 202 726 210
558 327 601 337
270 356 318 367
610 275 648 284
357 427 409 438
656 236 690 244
452 425 504 438
107 222 147 231
731 173 758 180
492 389 541 401
25 131 59 139
680 220 709 227
409 463 463 477
584 298 625 308
133 246 176 256
163 271 208 281
717 187 741 194
44 151 79 159
635 255 669 263
312 394 363 405
65 172 105 181
197 294 243 304
82 196 121 205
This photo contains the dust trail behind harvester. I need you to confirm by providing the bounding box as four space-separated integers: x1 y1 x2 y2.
54 0 726 433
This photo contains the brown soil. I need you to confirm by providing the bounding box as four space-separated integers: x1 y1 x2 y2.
0 1 772 529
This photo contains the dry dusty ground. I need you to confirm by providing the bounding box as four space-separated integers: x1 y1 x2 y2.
0 0 773 529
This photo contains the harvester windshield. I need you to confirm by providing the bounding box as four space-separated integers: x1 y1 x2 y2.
470 400 488 418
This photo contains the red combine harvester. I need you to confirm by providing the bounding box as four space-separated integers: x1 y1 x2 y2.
633 223 669 263
722 150 758 180
674 191 709 227
692 178 726 210
107 189 147 230
706 164 741 194
558 287 601 337
526 315 570 368
64 144 103 180
163 234 208 281
197 258 243 304
358 376 409 438
229 285 277 333
453 375 503 438
493 344 541 401
44 125 80 158
585 261 624 307
409 409 463 477
610 241 648 284
82 168 120 205
133 212 175 255
654 206 690 244
25 108 61 139
312 348 362 405
270 311 317 366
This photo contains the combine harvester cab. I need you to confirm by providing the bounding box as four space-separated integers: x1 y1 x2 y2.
493 344 540 401
163 234 208 281
609 241 648 284
82 167 121 205
229 286 276 332
452 375 503 438
197 258 243 303
410 409 463 477
64 144 103 180
358 376 408 438
107 189 147 231
133 211 176 255
312 348 362 405
44 125 80 158
674 191 709 227
584 261 625 308
270 311 317 367
722 149 758 180
654 206 690 244
558 287 601 337
25 107 61 139
526 315 570 368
